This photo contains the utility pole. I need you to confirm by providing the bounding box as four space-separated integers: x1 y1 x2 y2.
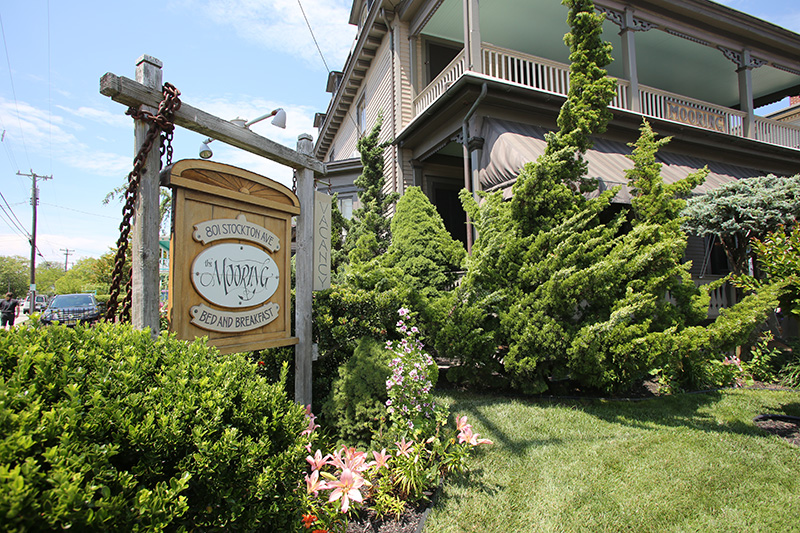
60 248 74 271
17 170 52 305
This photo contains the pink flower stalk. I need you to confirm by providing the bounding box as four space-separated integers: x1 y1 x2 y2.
301 418 319 437
301 406 319 436
327 468 365 513
306 470 327 496
372 448 391 469
306 449 329 471
395 437 413 457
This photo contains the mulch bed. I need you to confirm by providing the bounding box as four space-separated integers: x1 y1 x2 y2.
345 503 430 533
754 415 800 447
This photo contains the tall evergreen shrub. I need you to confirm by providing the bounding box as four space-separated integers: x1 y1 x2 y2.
384 187 466 297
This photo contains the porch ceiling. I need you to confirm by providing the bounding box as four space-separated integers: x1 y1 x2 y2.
420 0 800 109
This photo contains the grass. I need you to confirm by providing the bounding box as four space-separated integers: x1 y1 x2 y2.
427 388 800 532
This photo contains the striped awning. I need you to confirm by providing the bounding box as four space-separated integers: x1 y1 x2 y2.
479 118 771 202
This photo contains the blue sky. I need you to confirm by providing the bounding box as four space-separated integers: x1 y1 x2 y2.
1 0 799 267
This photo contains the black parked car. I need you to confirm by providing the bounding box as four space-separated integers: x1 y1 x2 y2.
41 294 103 326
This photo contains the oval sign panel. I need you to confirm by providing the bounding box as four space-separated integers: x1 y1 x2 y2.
191 243 280 308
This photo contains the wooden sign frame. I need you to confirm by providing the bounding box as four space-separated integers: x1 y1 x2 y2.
162 159 300 354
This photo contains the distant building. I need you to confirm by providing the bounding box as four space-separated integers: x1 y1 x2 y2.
768 95 800 127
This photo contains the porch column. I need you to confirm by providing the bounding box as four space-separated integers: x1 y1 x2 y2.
597 6 657 113
620 8 640 112
468 136 484 202
719 46 765 139
738 49 756 139
463 0 482 73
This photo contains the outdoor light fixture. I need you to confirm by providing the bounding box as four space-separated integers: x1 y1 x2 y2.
199 108 287 159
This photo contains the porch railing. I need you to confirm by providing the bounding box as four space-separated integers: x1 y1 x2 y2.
414 51 466 115
412 43 800 151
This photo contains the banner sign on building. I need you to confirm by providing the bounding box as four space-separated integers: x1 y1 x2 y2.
666 99 728 133
313 191 332 291
162 159 299 354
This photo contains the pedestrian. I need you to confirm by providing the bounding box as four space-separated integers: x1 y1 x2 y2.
1 292 20 330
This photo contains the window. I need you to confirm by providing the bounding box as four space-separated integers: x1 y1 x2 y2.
356 95 366 135
338 196 353 219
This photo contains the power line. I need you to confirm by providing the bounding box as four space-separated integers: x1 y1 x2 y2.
42 203 119 220
0 189 29 237
0 12 32 170
296 0 330 73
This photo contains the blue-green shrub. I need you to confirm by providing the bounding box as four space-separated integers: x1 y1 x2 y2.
0 321 307 532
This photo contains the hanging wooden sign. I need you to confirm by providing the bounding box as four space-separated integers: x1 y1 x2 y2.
313 191 332 291
162 159 299 354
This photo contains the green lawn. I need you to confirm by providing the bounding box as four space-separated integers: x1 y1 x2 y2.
428 389 800 532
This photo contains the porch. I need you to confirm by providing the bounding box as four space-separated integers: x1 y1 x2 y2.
414 44 800 152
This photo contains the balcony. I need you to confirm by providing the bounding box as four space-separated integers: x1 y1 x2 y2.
413 44 800 152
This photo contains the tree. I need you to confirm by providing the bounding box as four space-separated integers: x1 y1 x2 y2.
681 175 800 277
0 255 29 297
343 114 399 263
384 187 466 297
93 246 130 296
735 223 800 321
55 257 103 295
453 0 769 394
35 261 67 296
455 0 625 392
510 0 617 235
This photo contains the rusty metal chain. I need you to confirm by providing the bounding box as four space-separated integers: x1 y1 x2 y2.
292 170 298 194
106 83 181 323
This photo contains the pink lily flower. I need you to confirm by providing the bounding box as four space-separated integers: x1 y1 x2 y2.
301 405 319 436
395 437 414 457
306 449 329 471
459 426 493 446
305 470 327 496
327 468 365 513
372 448 391 469
329 448 346 470
457 425 474 444
344 447 372 472
456 415 471 433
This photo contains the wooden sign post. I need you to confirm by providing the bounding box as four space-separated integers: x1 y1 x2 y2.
100 57 323 406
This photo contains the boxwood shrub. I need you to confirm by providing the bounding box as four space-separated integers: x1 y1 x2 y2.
0 321 308 532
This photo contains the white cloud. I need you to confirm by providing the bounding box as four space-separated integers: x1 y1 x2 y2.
173 0 356 70
56 105 131 129
0 97 133 178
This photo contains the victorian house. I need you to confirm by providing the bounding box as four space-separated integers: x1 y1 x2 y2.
313 0 800 313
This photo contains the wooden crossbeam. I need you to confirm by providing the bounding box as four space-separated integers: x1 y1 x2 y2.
100 72 326 174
